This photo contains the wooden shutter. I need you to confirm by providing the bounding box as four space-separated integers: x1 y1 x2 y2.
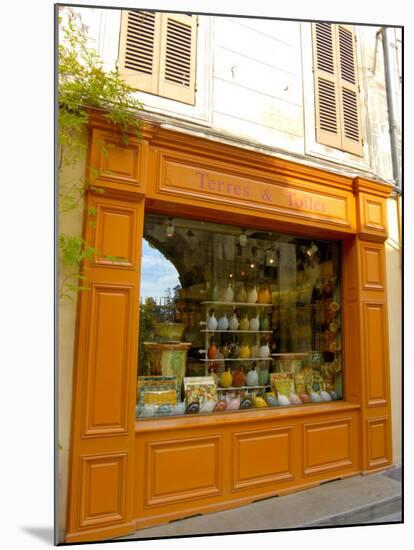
312 23 363 156
118 10 161 93
337 25 363 155
159 13 197 105
118 11 197 105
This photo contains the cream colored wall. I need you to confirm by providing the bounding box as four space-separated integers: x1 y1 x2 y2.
57 131 87 543
385 196 402 465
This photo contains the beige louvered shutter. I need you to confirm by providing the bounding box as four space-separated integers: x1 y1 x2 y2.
336 25 363 155
158 13 197 105
312 23 342 149
118 10 161 93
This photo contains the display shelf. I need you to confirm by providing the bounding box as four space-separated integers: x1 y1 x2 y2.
200 357 273 362
271 352 310 357
200 329 273 334
201 301 274 307
217 385 271 391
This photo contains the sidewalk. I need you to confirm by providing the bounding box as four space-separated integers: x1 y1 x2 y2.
119 468 402 540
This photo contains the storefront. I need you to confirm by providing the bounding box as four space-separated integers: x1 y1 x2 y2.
65 111 393 542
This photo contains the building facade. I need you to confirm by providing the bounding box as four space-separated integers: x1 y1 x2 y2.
58 6 402 543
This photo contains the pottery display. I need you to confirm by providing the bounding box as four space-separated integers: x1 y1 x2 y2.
185 402 200 414
240 395 252 409
235 285 247 303
200 398 217 413
233 367 245 387
250 344 259 358
229 342 240 358
265 393 279 407
258 285 271 304
213 399 227 412
259 315 269 331
223 283 234 302
239 342 251 359
247 286 258 303
154 322 185 343
252 395 268 408
220 344 229 358
218 313 229 330
239 314 250 331
300 393 312 403
220 367 233 388
229 312 239 330
249 314 260 331
259 343 270 358
246 367 259 387
207 310 218 330
277 394 290 406
320 390 332 401
207 341 218 359
257 366 269 386
226 393 241 410
289 392 303 405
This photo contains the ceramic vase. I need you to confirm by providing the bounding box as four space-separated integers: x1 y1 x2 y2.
235 285 247 303
229 312 239 330
239 314 250 331
207 341 218 359
249 314 260 331
220 367 233 388
207 310 218 330
259 316 269 331
227 394 240 410
258 286 271 304
247 286 258 303
218 313 229 330
233 367 245 387
223 283 234 302
259 343 270 358
220 344 229 359
239 342 251 359
246 367 259 387
258 367 269 386
250 344 259 358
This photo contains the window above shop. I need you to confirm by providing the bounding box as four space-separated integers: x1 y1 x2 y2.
136 214 344 420
312 22 363 156
117 10 198 105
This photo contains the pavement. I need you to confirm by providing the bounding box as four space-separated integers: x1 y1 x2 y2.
119 467 402 540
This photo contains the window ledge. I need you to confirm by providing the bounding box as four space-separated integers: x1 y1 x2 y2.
135 401 361 433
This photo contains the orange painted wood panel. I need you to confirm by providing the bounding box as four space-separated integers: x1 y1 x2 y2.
361 242 385 291
357 192 388 239
92 196 139 268
367 417 391 469
303 418 353 475
154 152 355 231
79 453 127 528
233 427 293 490
88 128 148 195
363 301 389 407
83 284 133 436
146 436 222 506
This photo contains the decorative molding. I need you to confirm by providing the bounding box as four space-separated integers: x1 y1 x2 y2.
367 417 391 469
363 301 389 407
145 435 223 507
361 243 385 291
303 418 353 475
79 453 127 528
233 426 294 491
82 284 133 437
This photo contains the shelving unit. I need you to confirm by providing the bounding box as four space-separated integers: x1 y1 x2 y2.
201 301 274 307
201 357 273 362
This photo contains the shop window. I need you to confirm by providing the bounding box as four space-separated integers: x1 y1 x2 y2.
312 22 363 156
136 214 343 419
117 10 197 105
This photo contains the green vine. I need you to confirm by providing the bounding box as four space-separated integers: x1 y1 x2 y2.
58 8 143 300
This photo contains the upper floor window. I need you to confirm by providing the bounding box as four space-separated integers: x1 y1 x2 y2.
118 11 198 105
312 23 363 156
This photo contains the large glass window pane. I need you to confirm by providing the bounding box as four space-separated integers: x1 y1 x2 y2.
136 214 343 418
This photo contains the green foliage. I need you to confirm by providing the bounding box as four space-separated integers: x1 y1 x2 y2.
58 9 143 300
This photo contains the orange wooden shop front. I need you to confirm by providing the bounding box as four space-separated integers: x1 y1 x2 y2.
65 112 393 543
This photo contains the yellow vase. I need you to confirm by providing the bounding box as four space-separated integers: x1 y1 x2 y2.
252 395 268 408
239 343 251 359
258 286 270 304
220 368 233 388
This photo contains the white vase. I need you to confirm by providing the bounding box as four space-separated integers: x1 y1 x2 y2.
246 368 259 387
229 313 239 330
247 286 258 303
259 343 270 358
249 315 260 331
207 311 218 330
218 313 229 330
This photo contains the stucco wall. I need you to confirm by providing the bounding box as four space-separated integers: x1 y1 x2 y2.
57 131 87 542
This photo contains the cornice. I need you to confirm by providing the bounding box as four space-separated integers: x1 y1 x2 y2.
353 176 394 198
